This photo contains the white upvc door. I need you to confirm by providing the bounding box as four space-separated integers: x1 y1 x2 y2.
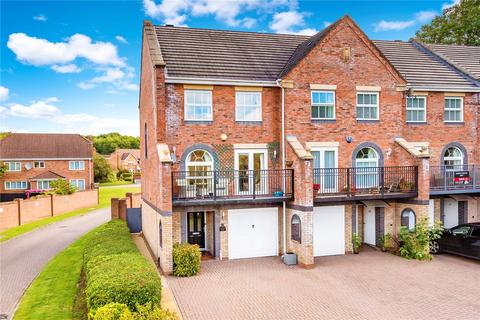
234 149 268 195
312 147 338 193
364 207 376 246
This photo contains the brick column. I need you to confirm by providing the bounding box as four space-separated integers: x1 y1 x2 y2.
111 198 119 219
158 161 174 274
416 158 430 201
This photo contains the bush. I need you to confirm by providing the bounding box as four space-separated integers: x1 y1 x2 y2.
120 172 133 182
172 243 201 277
49 179 77 195
91 303 178 320
399 218 443 261
83 221 162 313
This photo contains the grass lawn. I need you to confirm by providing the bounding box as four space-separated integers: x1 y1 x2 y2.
98 180 135 187
0 187 140 243
14 227 94 320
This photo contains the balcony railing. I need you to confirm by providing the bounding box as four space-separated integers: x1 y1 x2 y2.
430 165 480 194
172 169 294 203
313 166 418 199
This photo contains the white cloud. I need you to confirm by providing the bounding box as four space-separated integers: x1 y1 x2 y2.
33 14 47 21
51 64 81 73
374 20 415 32
442 0 461 10
115 36 128 44
78 67 138 91
7 33 125 67
144 0 190 26
6 100 60 118
415 11 437 23
269 10 317 35
0 86 9 101
323 21 331 28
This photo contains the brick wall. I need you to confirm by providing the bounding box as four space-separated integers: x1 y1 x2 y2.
0 189 99 232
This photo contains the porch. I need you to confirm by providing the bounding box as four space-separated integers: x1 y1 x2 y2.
430 165 480 195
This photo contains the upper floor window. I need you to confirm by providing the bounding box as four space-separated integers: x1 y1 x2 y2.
406 96 426 123
69 161 85 170
443 146 464 170
236 92 261 121
311 91 335 120
6 162 21 172
184 90 212 121
34 161 45 168
356 92 379 120
5 181 27 190
444 97 463 122
70 179 85 190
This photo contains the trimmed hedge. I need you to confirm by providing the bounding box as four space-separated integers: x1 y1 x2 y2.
83 220 162 313
92 303 178 320
172 243 201 277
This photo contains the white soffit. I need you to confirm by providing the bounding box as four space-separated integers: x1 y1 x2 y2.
361 200 390 208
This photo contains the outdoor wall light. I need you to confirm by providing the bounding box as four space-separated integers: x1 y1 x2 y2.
346 136 353 143
171 146 177 163
220 133 228 141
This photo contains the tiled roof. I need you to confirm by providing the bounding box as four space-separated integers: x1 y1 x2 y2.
421 43 480 81
0 133 93 159
373 40 478 90
155 25 308 81
31 170 65 180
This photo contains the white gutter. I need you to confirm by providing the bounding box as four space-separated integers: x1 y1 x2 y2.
276 79 287 256
165 76 277 87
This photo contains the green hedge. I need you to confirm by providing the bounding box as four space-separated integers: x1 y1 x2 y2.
92 303 178 320
83 220 162 313
172 243 201 277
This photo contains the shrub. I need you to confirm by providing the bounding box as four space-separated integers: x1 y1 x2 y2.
49 179 76 195
120 172 133 182
90 302 132 320
352 233 361 253
83 221 162 313
399 218 443 261
172 243 201 277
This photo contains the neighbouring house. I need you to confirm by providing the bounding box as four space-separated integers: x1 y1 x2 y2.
106 148 141 173
0 133 94 202
139 16 480 273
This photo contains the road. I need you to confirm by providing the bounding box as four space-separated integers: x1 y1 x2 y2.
0 208 110 319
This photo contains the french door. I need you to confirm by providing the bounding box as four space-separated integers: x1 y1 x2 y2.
234 149 268 195
312 148 338 193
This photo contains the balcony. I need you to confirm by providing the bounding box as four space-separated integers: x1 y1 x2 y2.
430 165 480 195
172 169 294 205
313 166 418 202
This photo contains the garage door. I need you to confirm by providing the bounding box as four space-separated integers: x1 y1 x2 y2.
314 206 345 256
444 199 459 228
228 207 278 260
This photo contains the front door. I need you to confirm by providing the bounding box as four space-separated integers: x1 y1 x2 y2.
364 207 376 246
187 212 205 249
234 149 268 195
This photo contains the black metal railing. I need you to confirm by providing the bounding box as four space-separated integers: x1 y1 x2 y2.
430 165 480 193
172 169 294 202
313 166 418 197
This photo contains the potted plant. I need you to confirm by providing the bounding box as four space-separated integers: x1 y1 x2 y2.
313 183 320 196
352 233 361 254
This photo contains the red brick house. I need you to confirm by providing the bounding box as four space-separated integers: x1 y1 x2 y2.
139 16 480 273
106 148 141 173
0 133 94 201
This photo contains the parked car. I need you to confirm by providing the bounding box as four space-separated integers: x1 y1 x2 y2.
430 223 480 260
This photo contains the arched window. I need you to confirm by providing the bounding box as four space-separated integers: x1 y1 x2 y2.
401 209 416 230
291 214 301 243
355 148 379 188
443 147 464 170
186 150 214 196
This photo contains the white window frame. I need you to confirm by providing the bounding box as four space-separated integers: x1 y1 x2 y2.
5 181 27 190
34 161 45 168
6 162 21 172
356 92 379 120
69 161 85 170
70 179 86 191
443 146 464 171
235 91 262 122
311 91 336 120
406 96 427 123
184 90 213 121
37 180 52 190
234 148 268 195
444 97 463 122
311 146 339 193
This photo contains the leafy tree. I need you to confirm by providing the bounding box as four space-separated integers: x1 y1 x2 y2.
91 133 140 155
49 179 76 195
415 0 480 45
0 132 11 140
0 162 7 178
94 153 116 183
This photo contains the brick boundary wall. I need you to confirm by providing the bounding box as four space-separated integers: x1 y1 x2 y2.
0 189 99 232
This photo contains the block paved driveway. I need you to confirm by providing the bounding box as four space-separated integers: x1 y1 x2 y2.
168 248 480 320
0 208 110 319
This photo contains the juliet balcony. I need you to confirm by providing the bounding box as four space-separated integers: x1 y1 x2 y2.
172 169 294 205
313 166 419 202
430 165 480 195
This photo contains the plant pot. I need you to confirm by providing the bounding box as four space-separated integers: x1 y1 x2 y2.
353 250 359 254
283 252 297 265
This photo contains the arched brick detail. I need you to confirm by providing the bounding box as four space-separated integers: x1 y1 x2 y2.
440 142 468 166
179 144 220 171
351 142 384 167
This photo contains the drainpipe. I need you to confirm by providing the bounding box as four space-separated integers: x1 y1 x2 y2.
276 79 287 256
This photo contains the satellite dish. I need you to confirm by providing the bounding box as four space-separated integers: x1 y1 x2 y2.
25 163 32 170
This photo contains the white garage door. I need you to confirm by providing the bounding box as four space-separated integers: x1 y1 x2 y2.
228 207 278 259
444 199 459 228
314 206 345 256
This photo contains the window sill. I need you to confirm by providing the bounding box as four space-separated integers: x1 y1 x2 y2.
444 121 464 125
356 119 380 123
312 119 336 123
184 120 213 125
406 122 428 125
235 121 262 125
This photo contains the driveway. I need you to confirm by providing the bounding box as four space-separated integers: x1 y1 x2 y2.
168 249 480 320
0 208 110 319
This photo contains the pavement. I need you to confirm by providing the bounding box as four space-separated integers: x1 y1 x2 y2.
168 248 480 320
0 207 110 319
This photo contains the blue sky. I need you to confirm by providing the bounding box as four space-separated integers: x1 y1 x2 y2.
0 0 457 136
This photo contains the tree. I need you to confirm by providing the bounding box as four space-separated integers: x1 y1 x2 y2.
94 153 116 183
49 179 76 195
415 0 480 46
91 132 140 155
